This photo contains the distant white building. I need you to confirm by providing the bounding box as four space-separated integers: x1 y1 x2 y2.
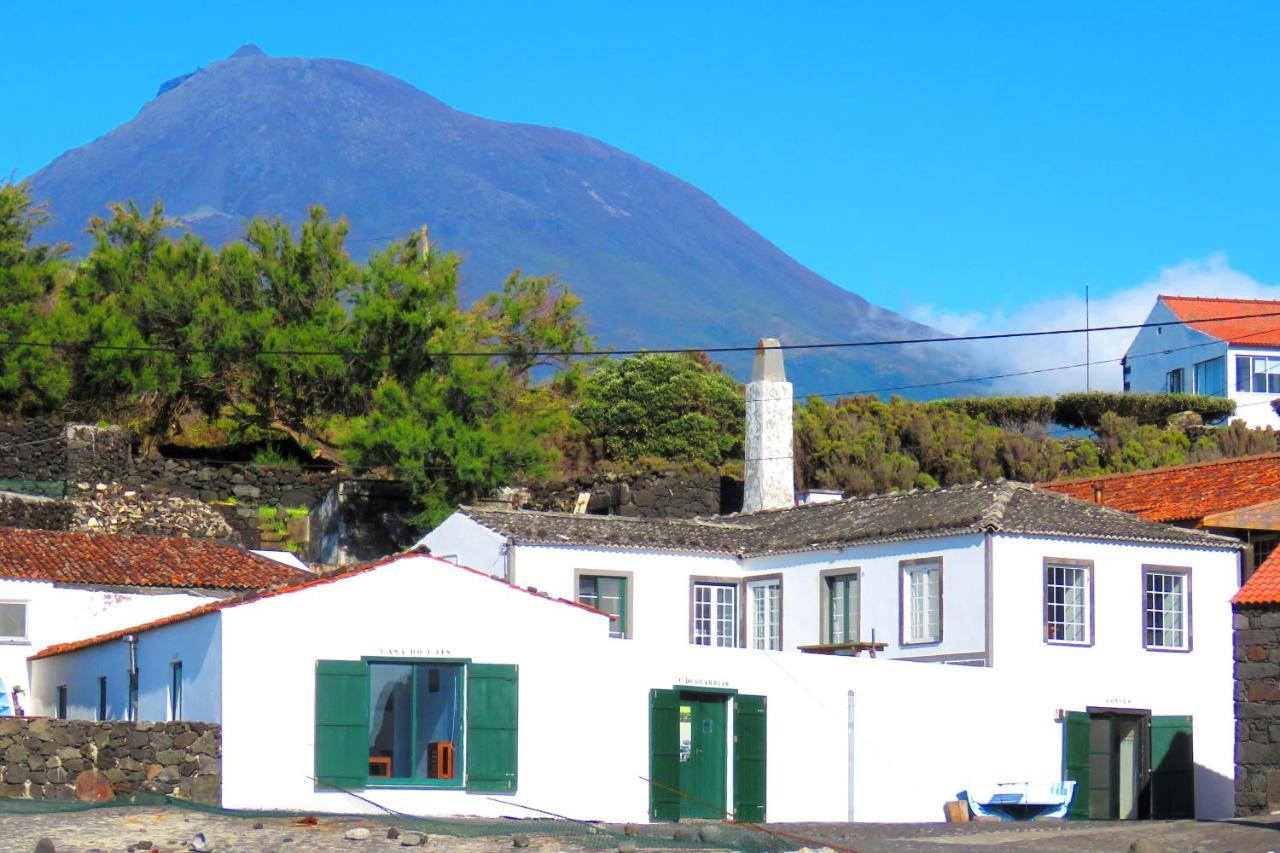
1123 295 1280 429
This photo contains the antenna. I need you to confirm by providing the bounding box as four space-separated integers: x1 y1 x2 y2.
1085 284 1091 392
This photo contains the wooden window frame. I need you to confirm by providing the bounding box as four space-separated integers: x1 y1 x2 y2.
1043 558 1095 646
744 573 784 650
818 568 860 645
0 599 29 644
1142 565 1193 653
689 577 742 648
574 569 634 639
899 557 944 646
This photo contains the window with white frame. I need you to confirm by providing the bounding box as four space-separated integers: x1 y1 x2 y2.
0 601 27 643
1144 567 1190 650
901 560 941 644
747 578 781 650
1236 355 1280 394
693 582 738 647
1045 561 1091 644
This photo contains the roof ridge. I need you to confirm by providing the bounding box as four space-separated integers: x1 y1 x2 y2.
463 504 756 531
1041 452 1280 487
1162 294 1280 305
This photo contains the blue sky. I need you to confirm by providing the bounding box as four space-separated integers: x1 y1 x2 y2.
4 0 1280 373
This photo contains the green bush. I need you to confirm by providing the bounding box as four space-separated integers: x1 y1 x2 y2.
250 445 300 468
1053 392 1235 429
932 396 1056 426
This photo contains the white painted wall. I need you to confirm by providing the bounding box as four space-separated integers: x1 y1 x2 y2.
420 514 507 578
990 533 1240 818
0 578 214 705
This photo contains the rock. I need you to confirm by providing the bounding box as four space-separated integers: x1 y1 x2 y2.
398 833 424 847
73 768 114 803
617 844 637 853
34 840 56 853
253 822 264 830
386 828 400 839
1127 842 1163 853
344 827 371 840
672 828 696 842
512 834 530 848
189 831 213 852
698 825 722 843
622 825 638 836
3 764 27 784
133 842 153 850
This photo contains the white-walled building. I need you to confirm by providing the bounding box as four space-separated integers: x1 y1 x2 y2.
28 550 1239 822
1123 295 1280 429
0 527 304 712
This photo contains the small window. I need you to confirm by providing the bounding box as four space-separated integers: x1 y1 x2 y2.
1045 562 1091 645
747 578 781 650
1144 567 1190 651
368 662 464 784
577 574 628 639
901 560 942 644
97 677 107 721
0 601 28 643
1165 368 1185 394
169 662 183 721
824 572 859 644
693 582 738 647
56 686 67 720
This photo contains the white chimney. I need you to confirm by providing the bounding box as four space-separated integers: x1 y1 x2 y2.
742 338 795 513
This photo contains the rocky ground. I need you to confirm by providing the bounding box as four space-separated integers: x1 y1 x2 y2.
4 806 1280 852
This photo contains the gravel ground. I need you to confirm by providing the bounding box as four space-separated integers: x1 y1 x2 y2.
4 806 1280 853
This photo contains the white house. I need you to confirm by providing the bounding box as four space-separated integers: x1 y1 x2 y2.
0 527 305 712
1123 295 1280 429
27 551 1239 823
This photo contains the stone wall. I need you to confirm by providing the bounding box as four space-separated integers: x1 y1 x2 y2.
0 494 73 532
1234 606 1280 815
127 457 337 508
524 471 743 518
0 718 220 805
0 421 130 486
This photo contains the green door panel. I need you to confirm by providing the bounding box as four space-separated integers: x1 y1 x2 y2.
681 693 728 819
466 664 519 793
733 695 767 823
1062 711 1090 820
1150 715 1195 819
1088 715 1116 819
315 659 370 790
649 689 681 821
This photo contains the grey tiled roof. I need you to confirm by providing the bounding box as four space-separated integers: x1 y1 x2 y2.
458 481 1240 557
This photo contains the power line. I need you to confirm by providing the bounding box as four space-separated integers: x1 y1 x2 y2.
3 308 1280 361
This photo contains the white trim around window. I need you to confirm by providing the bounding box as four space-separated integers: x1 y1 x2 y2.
1143 565 1192 652
0 600 29 644
1044 558 1093 646
899 558 942 645
746 575 782 650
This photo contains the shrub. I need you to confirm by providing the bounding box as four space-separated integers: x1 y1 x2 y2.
1053 392 1235 429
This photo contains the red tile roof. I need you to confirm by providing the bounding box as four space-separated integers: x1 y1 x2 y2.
0 527 305 590
1161 295 1280 347
1235 547 1280 605
30 552 610 660
1040 453 1280 524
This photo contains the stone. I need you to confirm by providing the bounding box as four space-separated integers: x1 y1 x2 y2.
1128 841 1163 853
156 766 182 783
698 825 723 843
623 825 638 836
399 833 424 847
188 774 219 805
1249 682 1280 702
253 822 264 830
189 832 213 852
34 840 56 853
4 742 29 763
156 749 187 765
196 754 219 773
173 732 198 749
2 764 27 784
386 828 400 839
512 834 530 848
1248 645 1270 662
73 768 114 802
232 484 261 499
617 844 637 853
344 827 371 840
672 828 697 842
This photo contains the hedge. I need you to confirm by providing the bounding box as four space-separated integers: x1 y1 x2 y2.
930 392 1236 429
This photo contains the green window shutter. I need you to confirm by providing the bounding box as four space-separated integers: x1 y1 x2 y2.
315 659 369 790
733 694 767 823
1150 715 1195 819
466 664 519 792
649 689 681 821
1061 711 1090 820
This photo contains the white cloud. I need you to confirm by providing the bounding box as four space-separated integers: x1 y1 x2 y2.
906 253 1280 395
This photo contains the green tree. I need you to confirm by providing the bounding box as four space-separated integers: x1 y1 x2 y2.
572 352 744 465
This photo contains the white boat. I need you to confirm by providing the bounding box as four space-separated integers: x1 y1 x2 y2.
966 781 1076 820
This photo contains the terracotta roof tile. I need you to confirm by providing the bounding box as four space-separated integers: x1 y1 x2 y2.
0 527 305 589
1235 547 1280 605
1161 295 1280 347
1041 453 1280 523
30 552 609 660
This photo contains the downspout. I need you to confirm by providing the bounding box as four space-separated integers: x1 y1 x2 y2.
984 531 994 668
504 537 516 585
125 633 139 721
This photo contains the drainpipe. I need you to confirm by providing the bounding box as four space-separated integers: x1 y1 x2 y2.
503 537 516 585
984 532 994 668
124 634 138 721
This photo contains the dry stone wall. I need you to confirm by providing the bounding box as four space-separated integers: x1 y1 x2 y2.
0 718 220 805
525 471 743 518
1234 606 1280 815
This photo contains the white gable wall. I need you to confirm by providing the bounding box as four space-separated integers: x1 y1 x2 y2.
0 578 213 702
420 513 508 577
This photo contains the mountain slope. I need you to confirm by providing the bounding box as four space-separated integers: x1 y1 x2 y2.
28 46 978 394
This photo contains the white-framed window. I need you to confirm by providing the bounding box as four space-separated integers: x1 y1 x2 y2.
693 582 738 647
1045 561 1091 645
747 578 781 650
0 601 28 643
901 560 942 644
1144 567 1190 651
1236 354 1280 394
1166 368 1185 394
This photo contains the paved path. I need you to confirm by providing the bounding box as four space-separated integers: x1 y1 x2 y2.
5 806 1280 852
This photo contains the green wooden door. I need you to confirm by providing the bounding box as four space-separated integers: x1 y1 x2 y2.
1062 711 1090 820
1149 715 1194 819
315 659 369 790
649 689 681 821
679 693 728 819
733 695 767 823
